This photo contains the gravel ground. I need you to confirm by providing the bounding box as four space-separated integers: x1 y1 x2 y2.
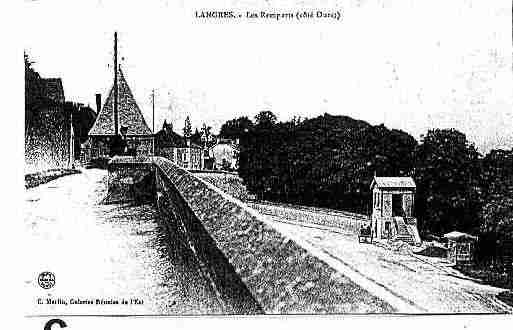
24 169 224 316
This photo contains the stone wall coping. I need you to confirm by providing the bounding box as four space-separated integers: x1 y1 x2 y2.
108 155 153 165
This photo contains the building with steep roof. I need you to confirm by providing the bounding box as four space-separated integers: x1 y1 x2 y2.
88 67 154 158
370 176 421 245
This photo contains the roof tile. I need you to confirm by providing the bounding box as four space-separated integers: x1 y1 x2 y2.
371 177 416 189
88 68 152 136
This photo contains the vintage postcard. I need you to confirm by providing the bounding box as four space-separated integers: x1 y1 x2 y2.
21 0 512 328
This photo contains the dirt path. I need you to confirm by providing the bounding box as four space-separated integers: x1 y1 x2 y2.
261 212 512 313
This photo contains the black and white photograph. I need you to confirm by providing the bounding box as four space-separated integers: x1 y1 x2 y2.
16 0 513 328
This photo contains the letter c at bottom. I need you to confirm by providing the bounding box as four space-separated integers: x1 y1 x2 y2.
44 319 67 330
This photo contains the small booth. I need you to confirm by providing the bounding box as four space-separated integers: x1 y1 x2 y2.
444 231 478 265
370 177 421 245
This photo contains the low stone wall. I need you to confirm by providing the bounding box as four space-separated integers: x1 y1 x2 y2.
152 157 392 313
248 201 370 235
155 163 262 314
193 171 253 201
106 156 155 204
25 168 81 189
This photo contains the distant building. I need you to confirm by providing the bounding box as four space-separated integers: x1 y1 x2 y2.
80 139 92 164
370 177 421 245
155 121 203 170
88 68 154 158
209 137 239 171
443 231 478 265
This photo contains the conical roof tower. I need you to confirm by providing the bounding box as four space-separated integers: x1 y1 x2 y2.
89 68 152 136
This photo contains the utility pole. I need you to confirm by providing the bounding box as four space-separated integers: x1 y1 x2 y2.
152 88 155 156
69 105 74 168
113 31 119 136
152 89 155 133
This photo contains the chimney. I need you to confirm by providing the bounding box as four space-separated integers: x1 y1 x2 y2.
95 94 101 114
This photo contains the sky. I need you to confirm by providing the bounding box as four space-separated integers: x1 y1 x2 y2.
24 0 512 153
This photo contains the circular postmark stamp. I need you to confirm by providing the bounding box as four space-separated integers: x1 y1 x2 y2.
38 271 55 289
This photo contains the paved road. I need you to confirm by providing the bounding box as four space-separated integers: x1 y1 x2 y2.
263 213 512 313
24 169 224 315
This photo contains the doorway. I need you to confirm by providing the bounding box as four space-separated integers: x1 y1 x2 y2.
392 194 405 217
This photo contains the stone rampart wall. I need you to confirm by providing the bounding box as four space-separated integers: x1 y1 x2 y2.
151 157 391 313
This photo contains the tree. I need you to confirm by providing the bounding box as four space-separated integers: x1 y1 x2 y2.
63 102 97 158
478 195 513 267
414 129 482 236
200 123 213 147
238 113 417 212
254 110 277 128
219 116 253 139
480 149 513 200
25 53 43 130
183 116 192 138
190 127 202 145
475 148 513 266
480 196 513 241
